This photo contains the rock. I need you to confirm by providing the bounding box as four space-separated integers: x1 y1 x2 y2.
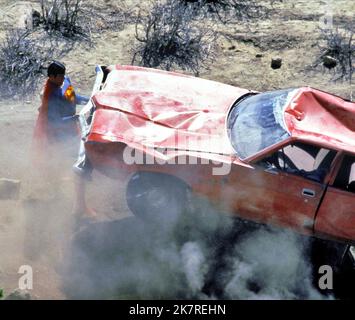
322 55 337 69
32 10 41 28
1 3 40 29
25 9 41 29
271 57 282 69
0 178 21 200
5 289 31 300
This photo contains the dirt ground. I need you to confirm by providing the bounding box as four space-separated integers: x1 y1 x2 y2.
0 0 354 299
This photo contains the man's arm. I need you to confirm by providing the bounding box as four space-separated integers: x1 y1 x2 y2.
76 94 90 105
64 76 89 105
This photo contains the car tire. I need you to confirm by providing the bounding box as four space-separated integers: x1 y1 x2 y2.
126 171 190 229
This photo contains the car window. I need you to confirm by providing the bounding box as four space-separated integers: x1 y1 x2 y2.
227 89 298 160
333 155 355 193
256 142 337 183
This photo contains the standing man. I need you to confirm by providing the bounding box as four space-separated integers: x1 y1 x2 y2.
32 61 95 221
33 61 88 148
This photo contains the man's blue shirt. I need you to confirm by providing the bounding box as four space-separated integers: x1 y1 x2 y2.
47 76 89 126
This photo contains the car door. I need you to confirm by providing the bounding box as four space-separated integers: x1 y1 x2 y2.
221 142 337 234
315 154 355 243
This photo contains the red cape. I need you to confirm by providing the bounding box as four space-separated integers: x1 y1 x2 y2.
31 80 55 168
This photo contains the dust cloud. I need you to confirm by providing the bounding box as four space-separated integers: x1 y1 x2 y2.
60 195 328 300
0 115 81 299
0 103 329 299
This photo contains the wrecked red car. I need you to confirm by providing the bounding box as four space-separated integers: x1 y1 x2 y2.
76 64 355 246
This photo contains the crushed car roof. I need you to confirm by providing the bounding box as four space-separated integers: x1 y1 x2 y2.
89 65 250 155
285 87 355 154
88 65 355 158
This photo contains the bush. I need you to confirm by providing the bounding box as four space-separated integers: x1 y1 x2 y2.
37 0 129 42
179 0 273 23
37 0 95 41
316 28 354 82
0 1 129 99
0 29 53 99
132 0 218 75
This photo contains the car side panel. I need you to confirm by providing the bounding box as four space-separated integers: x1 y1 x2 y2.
220 164 325 234
85 140 324 235
85 140 233 201
314 188 355 243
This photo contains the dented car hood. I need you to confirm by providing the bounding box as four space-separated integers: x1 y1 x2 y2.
87 65 251 155
285 87 355 154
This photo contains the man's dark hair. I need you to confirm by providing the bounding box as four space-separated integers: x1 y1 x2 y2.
47 61 66 77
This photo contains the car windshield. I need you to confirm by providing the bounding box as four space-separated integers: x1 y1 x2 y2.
227 89 298 160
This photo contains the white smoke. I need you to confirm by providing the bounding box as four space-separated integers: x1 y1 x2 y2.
181 242 208 295
60 196 331 300
224 229 324 299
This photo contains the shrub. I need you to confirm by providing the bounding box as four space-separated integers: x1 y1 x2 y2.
38 0 91 40
179 0 273 23
316 28 354 82
132 0 218 75
0 29 53 99
37 0 129 42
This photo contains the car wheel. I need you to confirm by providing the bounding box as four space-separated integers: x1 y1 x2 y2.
126 171 189 228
